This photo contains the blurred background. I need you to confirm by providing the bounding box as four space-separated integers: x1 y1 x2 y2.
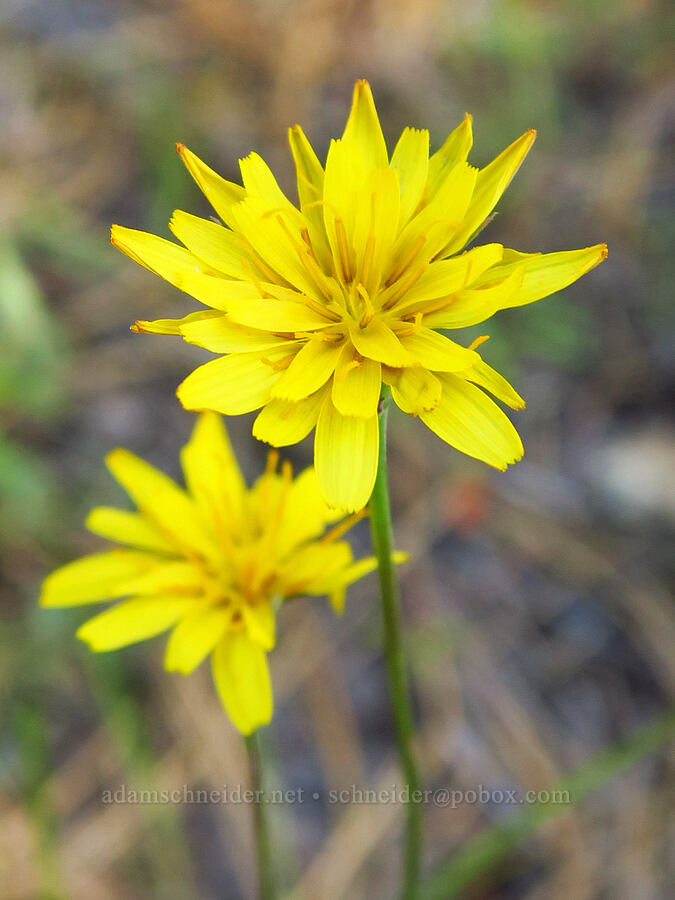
1 0 673 897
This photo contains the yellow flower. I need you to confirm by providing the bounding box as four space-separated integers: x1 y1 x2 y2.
111 80 607 512
40 413 385 735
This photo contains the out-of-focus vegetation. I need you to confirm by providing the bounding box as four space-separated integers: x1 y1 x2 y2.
1 1 673 898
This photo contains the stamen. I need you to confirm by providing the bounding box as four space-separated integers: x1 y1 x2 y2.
293 329 343 343
281 458 293 482
230 609 244 630
335 356 361 382
301 252 337 303
261 353 296 370
239 257 267 296
359 233 375 292
247 248 284 286
265 450 280 475
257 572 278 594
468 334 490 350
396 312 424 337
300 227 316 258
385 233 426 287
301 294 342 322
416 182 430 213
296 170 320 196
234 236 282 287
262 205 307 228
275 214 335 303
301 200 325 212
356 283 375 328
463 259 473 289
418 295 455 317
381 263 427 310
321 508 368 543
334 218 352 282
299 199 349 284
255 462 278 552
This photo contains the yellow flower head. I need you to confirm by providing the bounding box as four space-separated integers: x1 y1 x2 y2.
111 80 607 512
40 413 382 734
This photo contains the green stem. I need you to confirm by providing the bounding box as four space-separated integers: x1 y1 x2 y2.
245 732 275 900
369 387 422 899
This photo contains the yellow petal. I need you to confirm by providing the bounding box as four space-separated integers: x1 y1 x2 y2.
288 124 332 271
180 412 246 534
239 151 294 211
111 225 204 287
342 79 388 170
390 127 430 229
181 315 298 354
464 243 508 282
278 540 353 594
113 561 203 597
169 210 250 280
253 385 328 447
276 466 340 557
315 398 379 512
77 596 196 651
464 358 525 409
288 124 324 198
308 554 376 595
332 345 381 417
175 275 259 311
389 243 503 313
349 318 414 367
389 161 478 270
442 129 536 257
423 266 524 329
241 602 276 650
133 310 220 336
111 225 249 311
398 328 478 372
105 448 219 557
387 366 442 415
420 374 523 469
177 351 287 415
246 469 289 537
272 337 343 401
229 196 317 297
211 632 273 735
426 113 473 199
226 297 335 333
164 606 230 674
176 143 245 230
473 244 608 309
330 589 346 615
40 551 157 608
322 138 363 280
352 168 400 294
313 550 408 595
86 507 176 554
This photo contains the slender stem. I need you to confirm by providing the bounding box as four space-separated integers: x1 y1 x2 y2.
369 387 422 899
245 732 274 900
